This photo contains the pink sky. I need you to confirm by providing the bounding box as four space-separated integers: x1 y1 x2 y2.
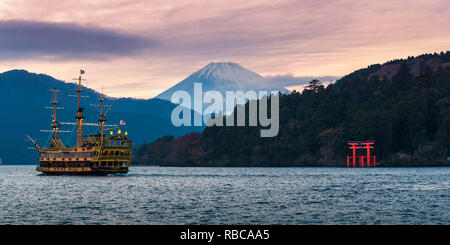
0 0 449 98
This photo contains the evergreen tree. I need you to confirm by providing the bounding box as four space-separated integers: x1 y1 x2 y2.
304 79 323 92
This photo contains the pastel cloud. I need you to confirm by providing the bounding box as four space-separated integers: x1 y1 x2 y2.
0 0 449 98
0 20 154 60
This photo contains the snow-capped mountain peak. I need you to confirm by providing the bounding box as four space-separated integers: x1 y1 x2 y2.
155 62 289 110
193 62 262 86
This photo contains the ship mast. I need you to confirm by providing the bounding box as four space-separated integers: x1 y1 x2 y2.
99 87 105 139
51 88 60 139
91 86 115 141
74 70 86 148
40 87 67 144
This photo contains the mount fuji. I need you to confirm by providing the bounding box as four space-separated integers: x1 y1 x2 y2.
155 62 290 108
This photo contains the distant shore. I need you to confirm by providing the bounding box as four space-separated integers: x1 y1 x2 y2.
2 161 449 167
131 160 450 167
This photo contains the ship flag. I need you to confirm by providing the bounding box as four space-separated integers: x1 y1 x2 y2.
120 120 126 125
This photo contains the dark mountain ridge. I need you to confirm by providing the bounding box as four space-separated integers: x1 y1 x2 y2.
0 69 203 164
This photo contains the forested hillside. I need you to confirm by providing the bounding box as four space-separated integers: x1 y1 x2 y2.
134 52 450 166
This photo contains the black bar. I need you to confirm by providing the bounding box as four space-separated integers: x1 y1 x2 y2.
0 225 447 244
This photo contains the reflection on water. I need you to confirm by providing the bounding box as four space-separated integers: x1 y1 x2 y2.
0 165 449 225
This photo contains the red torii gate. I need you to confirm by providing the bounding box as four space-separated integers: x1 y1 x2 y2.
347 141 376 167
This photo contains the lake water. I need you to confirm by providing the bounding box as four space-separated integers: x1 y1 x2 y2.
0 165 449 225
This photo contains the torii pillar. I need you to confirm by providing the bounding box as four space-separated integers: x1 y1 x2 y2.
348 143 359 167
361 142 375 167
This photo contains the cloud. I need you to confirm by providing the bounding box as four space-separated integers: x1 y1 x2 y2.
0 20 155 60
249 74 340 89
0 0 449 98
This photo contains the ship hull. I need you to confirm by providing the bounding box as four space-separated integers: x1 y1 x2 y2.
37 152 130 176
37 169 128 176
37 165 129 176
36 134 132 176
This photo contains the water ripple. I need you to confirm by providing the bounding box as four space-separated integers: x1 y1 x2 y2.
0 166 449 225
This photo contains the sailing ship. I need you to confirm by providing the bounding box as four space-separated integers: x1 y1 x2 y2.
27 70 132 175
